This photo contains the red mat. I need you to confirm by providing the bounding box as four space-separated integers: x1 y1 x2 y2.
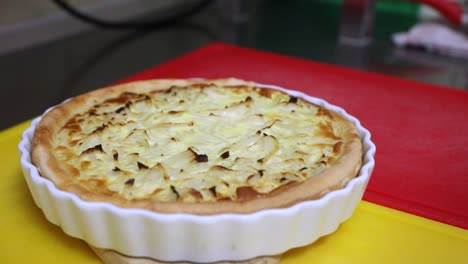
120 43 468 229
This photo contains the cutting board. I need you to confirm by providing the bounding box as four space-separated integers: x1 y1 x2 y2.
119 43 468 229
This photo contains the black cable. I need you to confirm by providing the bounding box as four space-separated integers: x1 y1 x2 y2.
54 22 219 103
51 0 213 30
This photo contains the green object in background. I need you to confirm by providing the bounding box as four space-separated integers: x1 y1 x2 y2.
252 0 420 62
308 0 421 37
253 0 342 61
313 0 421 16
373 1 420 40
377 0 420 16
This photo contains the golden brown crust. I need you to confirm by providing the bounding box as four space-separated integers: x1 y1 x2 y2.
32 78 362 215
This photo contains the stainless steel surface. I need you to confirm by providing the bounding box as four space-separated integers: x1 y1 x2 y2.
0 0 188 55
0 0 467 130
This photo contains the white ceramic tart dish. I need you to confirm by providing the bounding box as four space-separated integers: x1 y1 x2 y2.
19 79 376 263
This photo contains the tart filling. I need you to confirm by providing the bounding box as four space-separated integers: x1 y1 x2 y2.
32 79 362 214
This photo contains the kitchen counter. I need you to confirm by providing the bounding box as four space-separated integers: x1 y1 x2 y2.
1 0 467 130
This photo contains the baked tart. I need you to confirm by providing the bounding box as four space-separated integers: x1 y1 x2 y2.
20 78 375 262
31 78 362 214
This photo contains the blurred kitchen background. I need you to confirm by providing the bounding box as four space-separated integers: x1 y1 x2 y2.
1 0 468 130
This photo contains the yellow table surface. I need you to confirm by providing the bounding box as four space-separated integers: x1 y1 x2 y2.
1 121 467 264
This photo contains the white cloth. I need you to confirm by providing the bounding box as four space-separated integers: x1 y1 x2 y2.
393 22 468 59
